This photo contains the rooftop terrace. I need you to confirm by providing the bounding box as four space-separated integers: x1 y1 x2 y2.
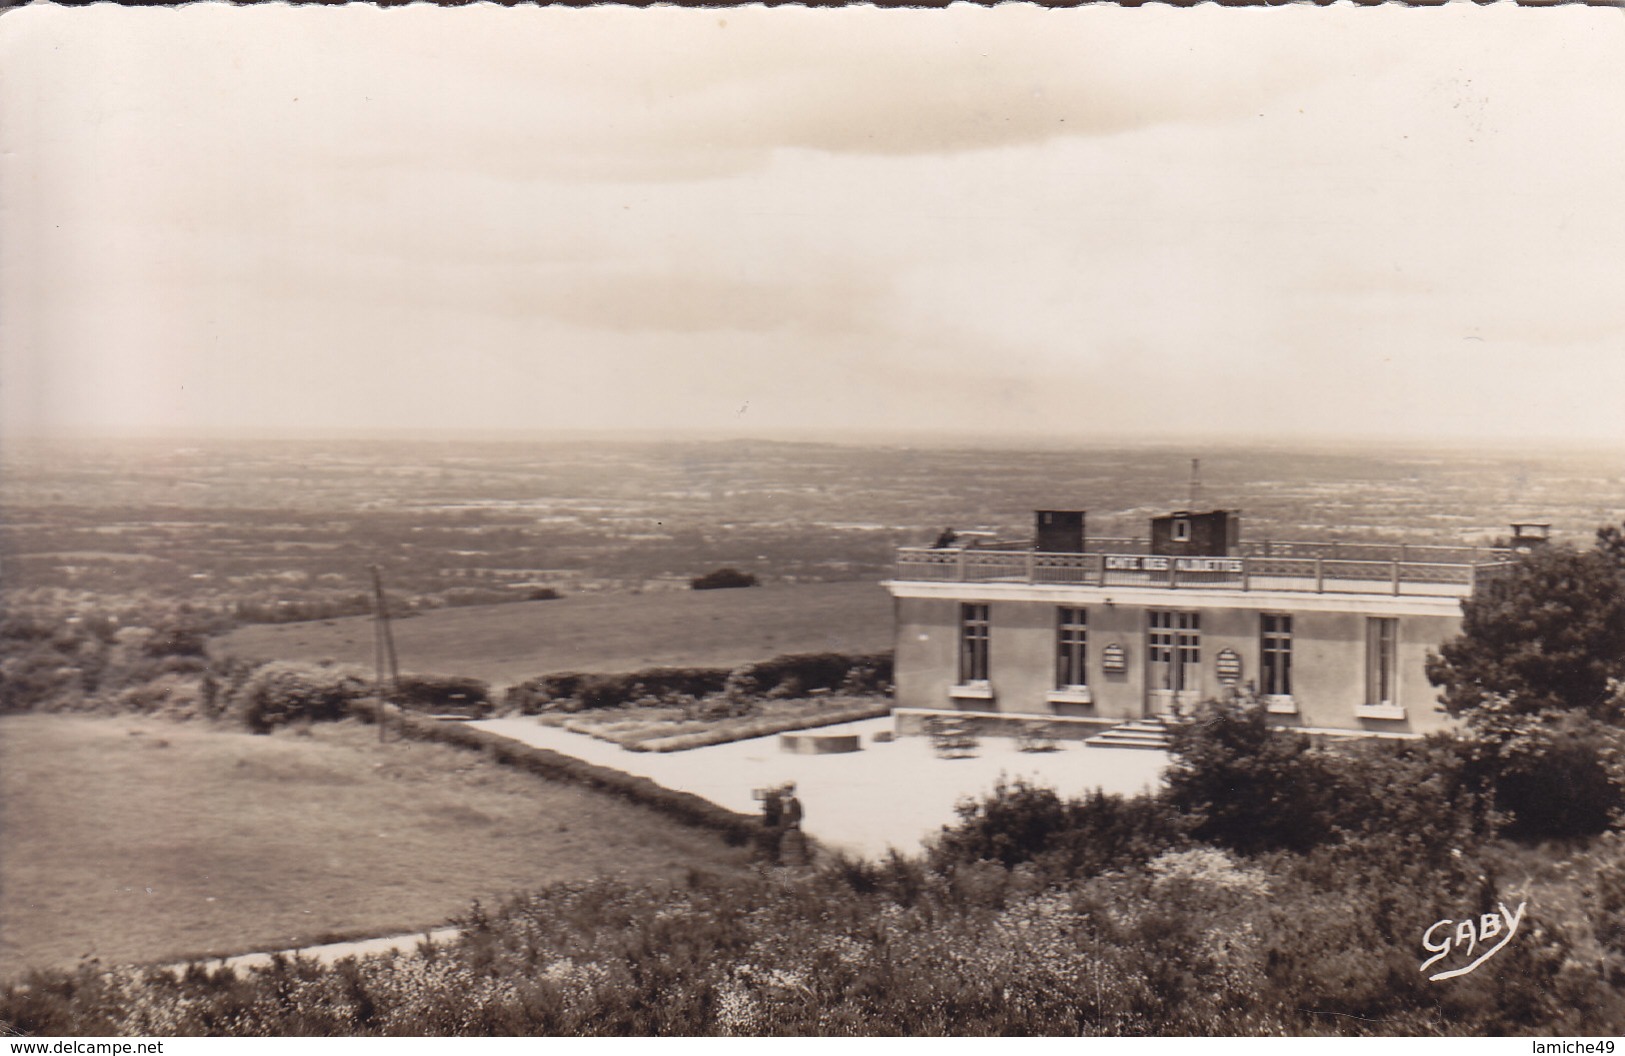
893 538 1517 598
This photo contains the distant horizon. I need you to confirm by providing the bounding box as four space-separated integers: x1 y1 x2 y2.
4 423 1623 460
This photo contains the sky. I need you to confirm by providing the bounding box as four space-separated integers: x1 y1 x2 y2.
2 3 1623 446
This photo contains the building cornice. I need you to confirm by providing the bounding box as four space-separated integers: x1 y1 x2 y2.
882 580 1466 618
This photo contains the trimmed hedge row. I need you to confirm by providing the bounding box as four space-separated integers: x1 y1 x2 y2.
726 652 892 699
503 651 894 714
382 709 760 847
504 668 730 713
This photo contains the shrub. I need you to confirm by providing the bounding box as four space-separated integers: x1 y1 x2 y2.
929 778 1188 882
229 662 371 733
1328 732 1489 852
1460 702 1625 838
1163 691 1343 854
689 568 758 591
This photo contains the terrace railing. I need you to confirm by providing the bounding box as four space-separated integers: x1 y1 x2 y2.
894 546 1518 598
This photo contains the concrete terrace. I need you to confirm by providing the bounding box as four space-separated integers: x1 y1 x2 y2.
472 716 1168 860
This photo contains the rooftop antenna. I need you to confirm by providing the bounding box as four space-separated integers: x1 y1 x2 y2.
1188 458 1202 510
369 564 400 743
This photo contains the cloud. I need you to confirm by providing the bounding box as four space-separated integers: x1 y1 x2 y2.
241 7 1364 183
526 270 888 337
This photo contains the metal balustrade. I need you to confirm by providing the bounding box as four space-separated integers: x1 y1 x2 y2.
894 546 1518 598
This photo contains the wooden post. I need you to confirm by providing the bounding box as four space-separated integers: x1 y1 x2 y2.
1315 557 1325 593
1026 549 1036 583
1391 558 1401 595
370 564 399 743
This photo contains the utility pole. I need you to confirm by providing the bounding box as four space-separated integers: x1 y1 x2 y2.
370 564 400 743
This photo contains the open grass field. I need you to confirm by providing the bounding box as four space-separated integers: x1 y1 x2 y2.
214 580 894 686
0 715 755 979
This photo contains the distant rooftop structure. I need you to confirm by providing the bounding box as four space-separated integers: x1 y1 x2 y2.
1510 523 1552 552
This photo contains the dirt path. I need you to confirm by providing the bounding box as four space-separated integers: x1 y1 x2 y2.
163 927 463 976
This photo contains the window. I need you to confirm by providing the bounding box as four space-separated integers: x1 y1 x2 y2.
1365 617 1399 711
1172 518 1192 542
1055 607 1087 689
959 603 990 684
1261 614 1293 697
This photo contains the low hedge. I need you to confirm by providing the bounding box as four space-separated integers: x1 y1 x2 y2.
392 674 492 716
504 667 731 713
380 708 759 847
503 651 894 714
725 652 893 699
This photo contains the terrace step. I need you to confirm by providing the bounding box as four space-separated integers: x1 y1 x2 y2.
1085 718 1176 751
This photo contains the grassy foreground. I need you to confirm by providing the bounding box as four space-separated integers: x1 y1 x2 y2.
0 715 754 978
213 581 893 686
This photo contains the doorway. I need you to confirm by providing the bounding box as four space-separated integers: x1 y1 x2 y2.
1147 610 1201 717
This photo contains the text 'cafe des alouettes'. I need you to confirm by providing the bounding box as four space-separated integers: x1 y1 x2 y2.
886 508 1550 741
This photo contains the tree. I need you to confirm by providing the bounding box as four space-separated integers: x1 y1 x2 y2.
689 568 758 591
1427 524 1625 837
1427 530 1625 720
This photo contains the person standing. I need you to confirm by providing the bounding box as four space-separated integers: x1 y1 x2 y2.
760 785 784 863
779 784 808 866
782 784 803 830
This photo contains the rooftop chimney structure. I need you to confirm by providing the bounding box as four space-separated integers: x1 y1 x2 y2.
1034 510 1086 553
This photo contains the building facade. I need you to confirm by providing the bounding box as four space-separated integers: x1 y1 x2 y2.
887 511 1518 737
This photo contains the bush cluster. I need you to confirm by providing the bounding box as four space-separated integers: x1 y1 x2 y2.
1456 695 1625 838
1163 692 1489 855
229 662 371 734
9 833 1625 1037
0 604 219 718
927 780 1190 884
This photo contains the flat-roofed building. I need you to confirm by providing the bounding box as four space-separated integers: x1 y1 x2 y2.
886 509 1520 740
